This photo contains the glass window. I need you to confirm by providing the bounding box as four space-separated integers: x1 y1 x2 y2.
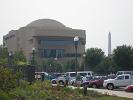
125 75 129 79
86 76 93 81
88 73 91 75
39 49 64 58
38 38 76 46
117 72 123 75
57 49 64 58
125 72 131 75
38 49 44 58
117 76 124 80
79 73 87 76
70 73 76 77
49 49 56 57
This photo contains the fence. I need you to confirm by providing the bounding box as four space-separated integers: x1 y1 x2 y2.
4 65 35 84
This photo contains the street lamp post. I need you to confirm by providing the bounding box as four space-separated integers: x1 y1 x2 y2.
8 52 12 65
83 54 86 71
49 64 52 73
32 47 35 65
74 36 79 76
54 57 58 72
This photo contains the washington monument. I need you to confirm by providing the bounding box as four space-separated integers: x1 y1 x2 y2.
108 32 111 56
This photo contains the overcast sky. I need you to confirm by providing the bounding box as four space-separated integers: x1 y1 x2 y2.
0 0 133 55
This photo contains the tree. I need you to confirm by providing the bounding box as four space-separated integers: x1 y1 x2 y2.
0 66 18 92
95 56 118 74
113 45 133 70
64 60 76 72
85 48 105 71
42 59 63 73
13 51 27 65
0 45 27 65
0 45 8 65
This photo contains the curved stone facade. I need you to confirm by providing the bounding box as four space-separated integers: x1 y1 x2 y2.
3 19 86 66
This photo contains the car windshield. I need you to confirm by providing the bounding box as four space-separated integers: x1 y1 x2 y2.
101 76 107 80
86 76 93 81
70 73 76 77
91 76 100 81
79 73 87 76
117 72 123 75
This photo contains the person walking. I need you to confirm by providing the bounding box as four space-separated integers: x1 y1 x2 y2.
65 74 69 86
76 74 82 87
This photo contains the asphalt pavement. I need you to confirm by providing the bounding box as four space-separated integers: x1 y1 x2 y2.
69 86 133 99
87 88 133 99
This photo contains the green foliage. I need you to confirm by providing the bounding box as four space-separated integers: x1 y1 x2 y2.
0 45 27 66
64 60 76 72
10 80 53 100
0 91 11 100
85 48 105 70
13 51 27 65
0 58 8 65
0 45 8 59
95 56 118 74
62 87 73 93
41 59 63 72
0 66 17 92
0 45 8 65
113 45 133 70
0 80 131 100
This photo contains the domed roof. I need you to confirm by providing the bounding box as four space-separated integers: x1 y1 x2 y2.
26 19 66 29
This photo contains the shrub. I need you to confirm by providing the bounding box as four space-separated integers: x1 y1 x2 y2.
0 66 18 92
0 91 11 100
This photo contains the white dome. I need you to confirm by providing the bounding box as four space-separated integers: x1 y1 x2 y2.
26 19 66 29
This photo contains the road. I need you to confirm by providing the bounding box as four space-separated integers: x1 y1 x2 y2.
69 86 133 99
87 88 133 99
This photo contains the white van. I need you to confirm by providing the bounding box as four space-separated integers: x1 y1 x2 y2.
116 71 133 76
66 71 93 81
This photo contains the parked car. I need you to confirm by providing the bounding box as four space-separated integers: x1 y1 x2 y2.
103 74 133 90
70 76 93 86
89 76 107 88
116 71 133 76
82 76 100 87
51 75 66 85
107 74 116 79
125 85 133 92
49 73 65 80
70 78 76 85
66 71 93 81
69 77 82 86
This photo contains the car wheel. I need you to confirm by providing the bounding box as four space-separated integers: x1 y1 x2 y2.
52 80 57 84
59 80 64 85
72 82 75 86
92 84 97 88
107 83 114 90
